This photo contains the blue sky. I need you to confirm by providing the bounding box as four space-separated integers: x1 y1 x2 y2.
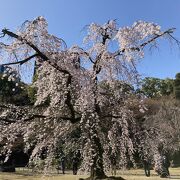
0 0 179 80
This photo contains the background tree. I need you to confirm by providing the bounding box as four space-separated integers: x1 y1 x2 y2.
0 68 30 105
142 97 180 176
138 77 174 98
174 73 180 99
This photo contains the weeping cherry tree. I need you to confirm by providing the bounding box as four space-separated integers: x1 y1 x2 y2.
0 17 177 179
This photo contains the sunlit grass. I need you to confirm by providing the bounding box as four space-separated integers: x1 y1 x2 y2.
118 168 180 180
0 167 179 180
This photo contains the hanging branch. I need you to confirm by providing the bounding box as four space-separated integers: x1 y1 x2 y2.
2 53 38 66
114 28 177 57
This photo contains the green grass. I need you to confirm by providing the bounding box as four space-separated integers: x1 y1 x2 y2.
0 168 179 180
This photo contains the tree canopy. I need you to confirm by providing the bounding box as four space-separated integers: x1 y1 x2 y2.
0 17 179 179
138 77 174 98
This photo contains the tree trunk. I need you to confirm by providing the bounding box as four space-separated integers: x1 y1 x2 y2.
90 128 106 179
81 109 107 179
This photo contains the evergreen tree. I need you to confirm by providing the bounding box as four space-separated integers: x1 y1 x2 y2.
174 73 180 99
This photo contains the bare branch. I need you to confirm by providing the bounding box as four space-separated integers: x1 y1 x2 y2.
101 114 122 119
0 112 81 124
0 118 16 124
167 33 180 47
58 116 81 123
1 53 38 66
23 114 47 122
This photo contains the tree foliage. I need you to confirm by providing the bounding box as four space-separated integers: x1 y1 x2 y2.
138 77 174 98
174 73 180 99
0 72 30 105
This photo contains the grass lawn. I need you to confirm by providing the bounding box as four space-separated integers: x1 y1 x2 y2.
119 168 180 180
0 168 179 180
